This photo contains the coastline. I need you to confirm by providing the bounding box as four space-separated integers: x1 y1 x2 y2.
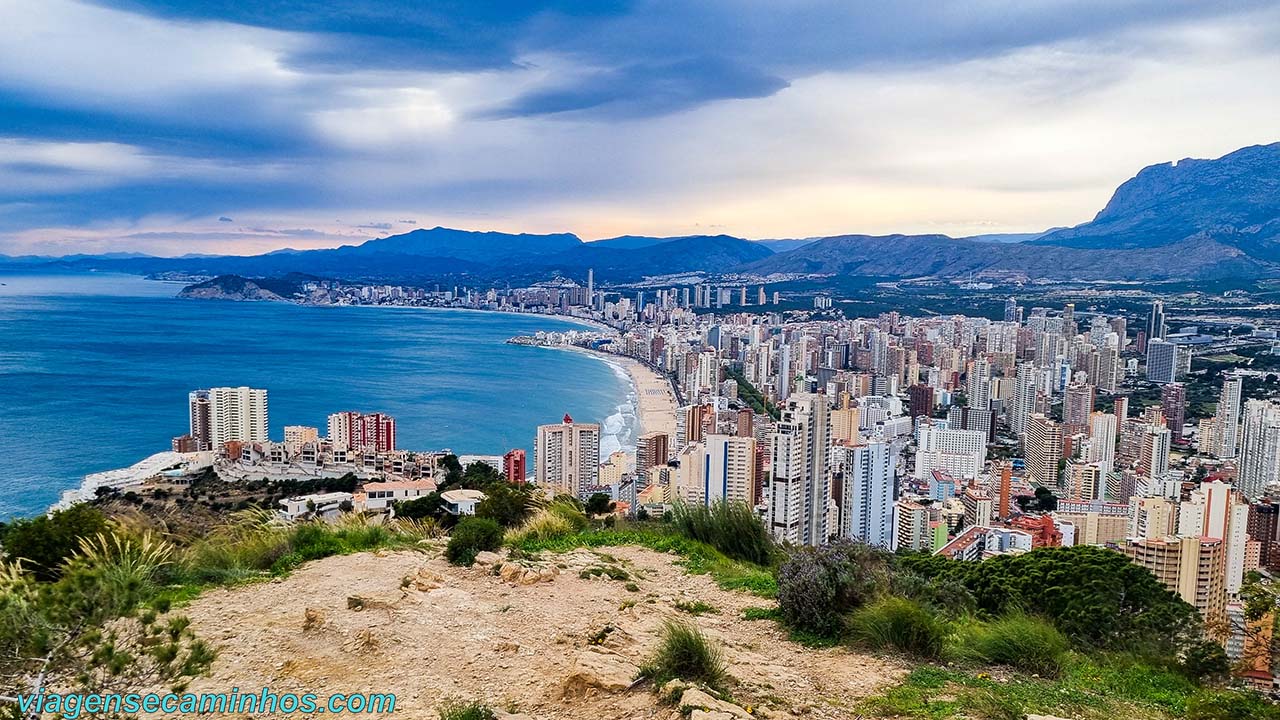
554 345 678 441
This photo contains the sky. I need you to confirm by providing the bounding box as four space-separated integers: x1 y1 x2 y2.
2 0 1280 257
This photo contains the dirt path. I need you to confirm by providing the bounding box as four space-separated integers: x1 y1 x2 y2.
160 545 904 719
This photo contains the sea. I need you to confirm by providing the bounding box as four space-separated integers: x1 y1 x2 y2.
0 272 638 518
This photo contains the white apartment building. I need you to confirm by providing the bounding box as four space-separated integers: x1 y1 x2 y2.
833 440 896 548
768 393 831 545
535 414 601 498
190 386 268 449
914 423 986 480
1238 399 1280 499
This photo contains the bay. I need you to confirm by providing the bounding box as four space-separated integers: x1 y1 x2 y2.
0 272 636 517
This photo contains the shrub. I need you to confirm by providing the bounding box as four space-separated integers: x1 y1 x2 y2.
585 492 615 516
445 517 504 566
0 504 109 581
776 540 889 639
547 499 590 532
437 697 496 720
898 545 1199 652
475 482 534 527
669 500 775 566
951 613 1070 676
176 509 291 584
889 570 976 619
505 509 573 546
673 600 718 616
638 620 727 691
1180 640 1231 684
290 523 345 561
847 597 947 658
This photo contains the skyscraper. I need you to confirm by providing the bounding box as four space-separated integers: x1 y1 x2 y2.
1010 362 1037 438
1137 424 1171 479
636 431 670 479
1239 400 1280 500
1216 373 1243 458
535 414 601 498
914 423 987 480
1148 300 1166 341
768 393 831 546
1004 296 1018 323
1087 411 1117 477
1161 383 1186 437
1063 383 1095 434
1145 339 1178 384
191 387 268 450
907 384 935 418
832 440 896 547
702 434 758 506
188 390 212 451
327 411 397 453
1024 414 1063 488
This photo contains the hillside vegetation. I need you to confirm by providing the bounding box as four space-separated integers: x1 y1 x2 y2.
0 492 1274 719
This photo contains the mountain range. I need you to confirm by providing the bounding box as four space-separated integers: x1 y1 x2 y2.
5 142 1280 284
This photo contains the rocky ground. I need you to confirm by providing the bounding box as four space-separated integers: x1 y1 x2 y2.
157 544 906 719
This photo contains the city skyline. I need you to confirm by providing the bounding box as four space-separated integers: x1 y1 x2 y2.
4 1 1280 256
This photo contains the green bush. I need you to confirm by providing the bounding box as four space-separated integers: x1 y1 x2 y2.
638 620 727 691
547 498 590 532
847 597 947 658
669 500 775 566
951 613 1070 676
446 517 504 566
0 504 109 581
290 523 345 561
898 546 1199 652
475 482 533 527
1180 639 1231 683
505 508 574 546
776 540 889 639
437 697 496 720
175 509 291 584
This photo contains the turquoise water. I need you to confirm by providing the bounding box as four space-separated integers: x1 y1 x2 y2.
0 273 636 517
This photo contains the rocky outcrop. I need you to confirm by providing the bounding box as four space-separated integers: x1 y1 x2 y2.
177 275 286 301
561 648 640 697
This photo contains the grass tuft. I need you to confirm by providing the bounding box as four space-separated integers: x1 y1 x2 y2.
638 620 728 691
668 500 776 566
950 612 1070 677
847 596 947 659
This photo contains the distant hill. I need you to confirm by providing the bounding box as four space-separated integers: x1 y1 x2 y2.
1032 143 1280 257
177 273 321 301
12 141 1280 284
748 143 1280 281
337 226 583 264
744 233 1269 281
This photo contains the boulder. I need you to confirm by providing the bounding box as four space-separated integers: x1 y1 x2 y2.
499 562 559 585
679 689 752 719
474 551 504 566
561 648 639 697
690 712 738 720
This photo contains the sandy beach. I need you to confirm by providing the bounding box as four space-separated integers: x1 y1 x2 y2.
611 354 679 440
557 345 678 441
